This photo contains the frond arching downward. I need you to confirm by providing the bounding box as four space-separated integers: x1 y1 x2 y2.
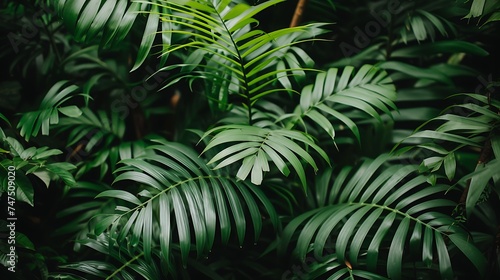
149 0 328 117
278 154 487 279
278 64 397 144
92 138 280 268
200 124 330 187
17 80 84 141
51 0 171 70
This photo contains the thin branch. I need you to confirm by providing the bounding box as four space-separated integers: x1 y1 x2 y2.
290 0 309 27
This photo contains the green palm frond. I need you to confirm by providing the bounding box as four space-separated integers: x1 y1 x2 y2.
279 154 487 279
375 54 485 145
396 92 500 216
75 138 150 180
216 102 286 128
148 0 328 118
56 107 152 179
50 0 171 70
399 8 456 43
62 232 269 279
17 80 85 141
60 233 167 279
57 108 126 151
277 64 397 144
200 124 330 187
92 138 279 269
463 0 500 26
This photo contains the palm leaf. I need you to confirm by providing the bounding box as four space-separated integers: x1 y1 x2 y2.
51 0 171 70
200 124 329 187
17 80 84 141
53 182 115 251
279 154 487 279
147 0 328 118
56 108 150 179
61 233 164 279
400 9 454 43
396 92 500 216
277 64 397 145
57 108 126 149
92 138 279 269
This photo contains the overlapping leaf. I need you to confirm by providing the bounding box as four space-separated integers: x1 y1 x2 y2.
61 233 165 279
278 154 487 279
463 0 500 26
399 8 456 43
396 93 500 216
147 0 328 117
200 125 330 187
51 0 171 70
0 133 77 196
53 182 114 251
304 252 390 280
57 107 126 150
55 108 150 179
17 80 84 141
277 64 397 144
93 138 279 269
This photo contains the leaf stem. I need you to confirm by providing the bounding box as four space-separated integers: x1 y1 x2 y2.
106 252 145 280
290 0 309 27
209 2 253 125
357 202 447 235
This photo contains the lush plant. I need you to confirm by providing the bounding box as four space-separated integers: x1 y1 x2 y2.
1 0 499 279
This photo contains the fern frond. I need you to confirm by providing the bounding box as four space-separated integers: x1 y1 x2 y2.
92 138 279 268
397 92 500 217
200 124 330 187
17 81 83 141
147 0 328 118
279 154 487 279
278 64 397 145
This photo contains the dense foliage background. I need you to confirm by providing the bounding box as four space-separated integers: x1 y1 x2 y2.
1 0 499 279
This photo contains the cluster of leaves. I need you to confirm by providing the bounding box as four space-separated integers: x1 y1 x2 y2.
0 0 499 279
0 124 76 277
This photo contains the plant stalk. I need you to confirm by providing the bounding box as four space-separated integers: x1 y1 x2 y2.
290 0 309 27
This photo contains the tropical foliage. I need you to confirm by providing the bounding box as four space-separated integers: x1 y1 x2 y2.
0 0 499 279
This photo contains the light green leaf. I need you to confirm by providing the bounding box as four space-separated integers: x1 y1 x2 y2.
443 153 456 181
132 5 159 71
58 106 83 118
466 162 494 216
96 190 142 205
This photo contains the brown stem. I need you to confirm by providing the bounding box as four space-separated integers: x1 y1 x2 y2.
290 0 309 27
68 143 84 161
